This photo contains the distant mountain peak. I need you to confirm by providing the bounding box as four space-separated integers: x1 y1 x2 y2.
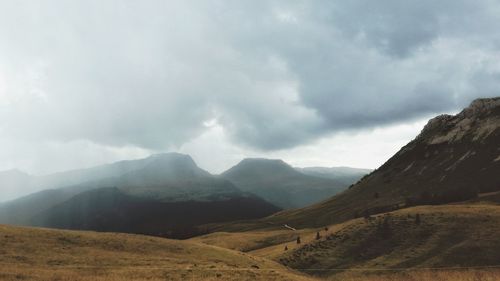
222 158 298 179
236 158 292 169
221 158 349 209
147 152 195 162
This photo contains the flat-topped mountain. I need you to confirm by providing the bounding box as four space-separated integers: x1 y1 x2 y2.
0 153 182 202
92 153 243 202
220 158 347 209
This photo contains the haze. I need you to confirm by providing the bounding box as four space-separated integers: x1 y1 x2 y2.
1 0 500 175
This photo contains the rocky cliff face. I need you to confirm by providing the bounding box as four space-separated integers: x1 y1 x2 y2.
414 98 500 145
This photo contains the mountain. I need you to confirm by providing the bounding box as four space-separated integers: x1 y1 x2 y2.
30 187 280 239
214 97 500 231
80 153 245 202
0 154 165 202
295 166 371 185
220 158 348 209
0 153 281 236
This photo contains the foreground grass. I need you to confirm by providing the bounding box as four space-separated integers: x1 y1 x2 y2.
4 204 500 280
0 224 313 281
196 204 500 280
329 270 500 281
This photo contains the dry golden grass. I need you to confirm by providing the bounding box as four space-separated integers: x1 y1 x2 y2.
3 204 500 280
189 228 315 253
329 269 500 281
196 204 500 280
0 224 314 281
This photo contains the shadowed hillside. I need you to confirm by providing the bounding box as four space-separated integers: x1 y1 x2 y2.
0 153 281 238
30 187 279 239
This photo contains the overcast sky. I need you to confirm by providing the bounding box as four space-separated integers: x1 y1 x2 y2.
1 0 500 175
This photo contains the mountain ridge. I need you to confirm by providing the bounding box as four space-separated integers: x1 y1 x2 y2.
221 158 348 209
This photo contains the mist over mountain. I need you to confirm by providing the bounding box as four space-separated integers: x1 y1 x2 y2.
295 166 371 185
0 169 34 202
0 153 281 236
0 153 169 202
220 158 348 209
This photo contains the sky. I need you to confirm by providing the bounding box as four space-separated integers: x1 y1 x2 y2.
1 0 500 175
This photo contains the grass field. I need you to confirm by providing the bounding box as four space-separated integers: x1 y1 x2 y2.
0 224 314 281
194 204 500 280
3 203 500 280
328 270 500 281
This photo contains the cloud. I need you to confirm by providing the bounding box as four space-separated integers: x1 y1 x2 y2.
1 0 500 157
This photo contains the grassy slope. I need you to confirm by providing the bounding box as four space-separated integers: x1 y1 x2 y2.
3 204 500 281
194 204 500 280
0 224 314 281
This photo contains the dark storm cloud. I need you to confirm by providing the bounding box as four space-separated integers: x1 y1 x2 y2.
1 0 500 151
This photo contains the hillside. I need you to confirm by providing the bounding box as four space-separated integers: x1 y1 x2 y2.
192 204 500 280
221 158 347 209
0 153 281 237
276 205 500 278
30 187 279 239
0 224 313 281
215 97 500 230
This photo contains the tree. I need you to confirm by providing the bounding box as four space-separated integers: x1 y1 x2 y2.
415 213 421 225
296 236 301 244
363 210 371 220
316 232 321 240
377 216 392 238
